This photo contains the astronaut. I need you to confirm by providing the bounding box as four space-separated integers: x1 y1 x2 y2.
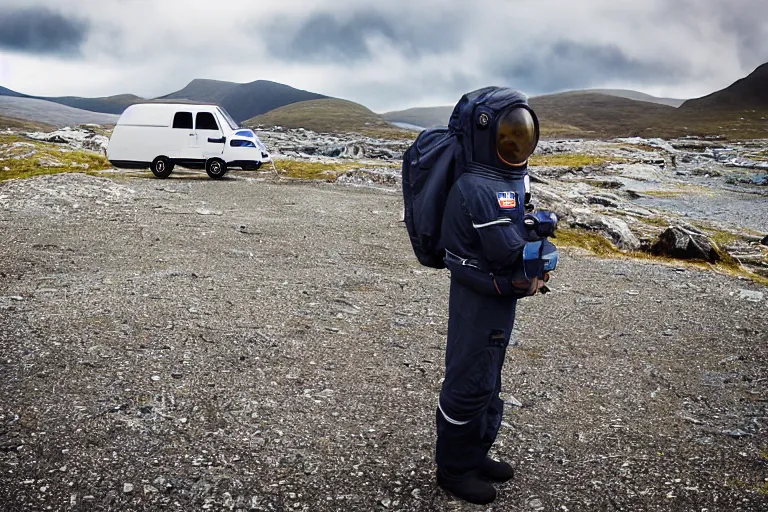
435 87 551 504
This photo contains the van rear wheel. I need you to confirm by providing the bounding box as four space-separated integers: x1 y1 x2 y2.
151 156 174 178
206 158 227 179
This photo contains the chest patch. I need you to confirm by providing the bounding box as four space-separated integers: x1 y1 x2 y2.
497 191 517 209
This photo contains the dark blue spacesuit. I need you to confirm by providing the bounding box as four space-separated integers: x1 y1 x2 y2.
434 87 550 504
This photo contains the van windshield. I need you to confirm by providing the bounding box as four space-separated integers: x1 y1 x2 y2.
217 108 240 130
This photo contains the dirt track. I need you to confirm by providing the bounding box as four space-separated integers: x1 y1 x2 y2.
1 171 767 511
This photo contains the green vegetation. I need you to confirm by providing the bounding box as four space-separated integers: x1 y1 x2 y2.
529 153 625 167
582 178 624 189
637 216 671 228
0 115 56 132
245 98 414 139
271 159 361 181
554 228 624 257
554 226 768 286
0 135 112 183
640 184 715 199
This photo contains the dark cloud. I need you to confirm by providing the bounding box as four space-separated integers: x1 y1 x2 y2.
0 7 88 56
265 10 461 63
648 0 768 72
497 40 692 95
713 1 768 71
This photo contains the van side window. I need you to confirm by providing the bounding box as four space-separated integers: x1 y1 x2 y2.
196 112 219 131
172 112 193 129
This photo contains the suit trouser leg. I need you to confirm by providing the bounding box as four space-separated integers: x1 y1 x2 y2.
435 277 516 475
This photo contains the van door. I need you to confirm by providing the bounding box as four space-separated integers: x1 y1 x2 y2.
195 111 225 159
172 111 197 159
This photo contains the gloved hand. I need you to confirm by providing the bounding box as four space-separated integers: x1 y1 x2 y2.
511 272 550 296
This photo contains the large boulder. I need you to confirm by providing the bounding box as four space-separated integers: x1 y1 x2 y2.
612 163 664 182
569 208 641 250
651 225 720 262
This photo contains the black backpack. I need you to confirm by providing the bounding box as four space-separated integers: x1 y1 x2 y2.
401 127 464 269
401 86 534 269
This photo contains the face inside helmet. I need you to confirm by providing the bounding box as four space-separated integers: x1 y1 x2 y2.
495 107 539 167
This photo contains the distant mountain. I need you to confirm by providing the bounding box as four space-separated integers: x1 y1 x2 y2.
0 96 119 128
680 62 768 111
160 79 327 123
382 106 454 128
0 86 141 115
529 92 677 137
381 90 685 129
43 94 144 115
245 98 409 138
382 93 678 137
0 78 329 121
0 86 29 99
585 89 685 107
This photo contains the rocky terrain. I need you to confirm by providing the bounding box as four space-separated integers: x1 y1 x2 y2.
251 126 768 280
0 127 767 511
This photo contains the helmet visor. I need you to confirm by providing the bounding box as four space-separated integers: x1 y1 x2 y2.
496 107 538 166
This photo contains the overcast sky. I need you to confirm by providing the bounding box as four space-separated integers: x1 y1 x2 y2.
0 0 766 112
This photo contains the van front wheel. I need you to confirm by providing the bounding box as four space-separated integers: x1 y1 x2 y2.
206 158 227 179
151 156 174 178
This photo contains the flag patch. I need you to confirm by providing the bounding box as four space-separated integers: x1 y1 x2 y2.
497 191 517 209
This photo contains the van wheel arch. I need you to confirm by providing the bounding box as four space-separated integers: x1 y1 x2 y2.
206 158 227 179
151 156 174 178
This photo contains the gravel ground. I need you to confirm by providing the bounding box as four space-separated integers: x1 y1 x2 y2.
0 171 767 511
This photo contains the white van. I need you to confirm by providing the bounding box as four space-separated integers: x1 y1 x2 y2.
107 102 270 179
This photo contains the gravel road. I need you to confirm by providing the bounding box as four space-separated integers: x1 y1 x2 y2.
1 172 766 511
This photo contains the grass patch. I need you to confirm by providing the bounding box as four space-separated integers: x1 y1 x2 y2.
529 153 625 167
641 184 716 199
641 190 687 198
0 135 112 183
638 216 671 228
0 115 56 132
360 128 417 141
555 226 768 286
554 228 623 257
582 178 624 189
272 159 360 181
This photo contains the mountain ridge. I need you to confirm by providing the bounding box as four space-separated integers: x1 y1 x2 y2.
680 62 768 111
244 98 409 138
159 79 328 122
1 61 766 139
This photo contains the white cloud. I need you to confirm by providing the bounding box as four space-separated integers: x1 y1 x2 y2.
0 0 765 110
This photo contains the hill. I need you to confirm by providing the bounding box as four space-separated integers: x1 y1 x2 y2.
381 106 454 128
0 86 29 99
381 88 766 140
160 79 327 123
43 94 144 115
0 96 119 127
245 98 411 138
680 62 768 112
586 89 685 107
0 86 141 116
529 92 677 137
381 89 686 129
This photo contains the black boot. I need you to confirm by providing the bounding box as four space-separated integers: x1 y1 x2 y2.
480 457 514 482
437 469 497 505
